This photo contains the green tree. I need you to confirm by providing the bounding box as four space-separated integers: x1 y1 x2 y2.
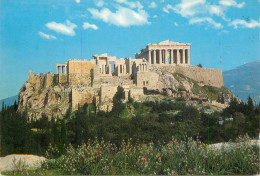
112 86 125 116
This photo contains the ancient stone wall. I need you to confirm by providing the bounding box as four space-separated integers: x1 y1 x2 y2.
45 73 54 88
129 88 144 101
71 87 98 111
59 74 67 84
68 60 95 85
151 65 224 88
28 71 56 89
135 72 159 89
100 86 118 103
176 66 223 88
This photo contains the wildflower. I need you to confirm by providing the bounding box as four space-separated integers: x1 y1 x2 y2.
144 159 147 162
158 155 161 159
188 168 192 172
143 155 146 158
82 154 85 159
169 140 172 143
99 148 101 151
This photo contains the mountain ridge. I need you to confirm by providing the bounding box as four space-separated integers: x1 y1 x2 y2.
223 60 260 103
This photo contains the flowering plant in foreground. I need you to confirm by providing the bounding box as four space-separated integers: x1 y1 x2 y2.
43 135 259 175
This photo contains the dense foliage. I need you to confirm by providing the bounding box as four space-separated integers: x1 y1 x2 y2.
0 88 259 158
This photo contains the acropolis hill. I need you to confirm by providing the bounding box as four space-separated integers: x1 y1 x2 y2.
18 40 231 119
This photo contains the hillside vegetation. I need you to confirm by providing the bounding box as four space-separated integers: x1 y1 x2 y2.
0 87 259 174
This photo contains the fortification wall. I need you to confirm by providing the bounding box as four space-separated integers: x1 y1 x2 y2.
129 88 144 101
175 66 224 88
71 87 97 111
100 86 118 103
68 60 95 85
28 71 57 89
152 66 224 88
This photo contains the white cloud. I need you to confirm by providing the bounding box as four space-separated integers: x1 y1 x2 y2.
170 0 206 18
83 22 99 30
114 0 143 9
218 30 229 35
219 0 245 8
88 6 150 27
229 19 260 29
149 2 157 8
174 22 178 26
162 0 228 29
189 17 223 29
94 0 104 7
163 4 173 13
38 32 56 40
209 5 224 16
46 20 77 36
75 0 80 3
153 15 158 18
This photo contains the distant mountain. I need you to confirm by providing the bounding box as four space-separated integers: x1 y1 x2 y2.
223 60 260 104
0 95 18 110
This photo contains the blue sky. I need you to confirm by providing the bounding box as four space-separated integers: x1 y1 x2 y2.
0 0 259 99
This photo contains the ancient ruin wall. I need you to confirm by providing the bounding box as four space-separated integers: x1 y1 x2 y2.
71 87 97 111
68 60 95 85
135 72 159 89
152 66 224 88
175 66 224 88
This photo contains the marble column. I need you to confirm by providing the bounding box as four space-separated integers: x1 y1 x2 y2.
153 50 156 64
96 57 99 64
148 50 151 64
180 50 183 64
171 49 174 64
124 64 127 75
56 66 59 74
165 49 168 64
109 64 112 74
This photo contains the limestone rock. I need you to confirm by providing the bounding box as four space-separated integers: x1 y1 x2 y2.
0 154 46 172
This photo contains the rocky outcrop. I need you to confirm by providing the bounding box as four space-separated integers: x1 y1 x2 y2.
0 154 46 173
18 70 236 120
18 71 71 119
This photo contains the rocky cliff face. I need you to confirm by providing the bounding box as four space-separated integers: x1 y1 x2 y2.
18 70 236 119
18 71 71 119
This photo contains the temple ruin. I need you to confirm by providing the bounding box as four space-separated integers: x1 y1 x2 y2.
22 40 224 116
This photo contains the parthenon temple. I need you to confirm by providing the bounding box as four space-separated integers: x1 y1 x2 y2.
135 40 190 65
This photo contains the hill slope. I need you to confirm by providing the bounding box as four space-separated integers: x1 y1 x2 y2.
0 95 18 109
223 60 260 103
